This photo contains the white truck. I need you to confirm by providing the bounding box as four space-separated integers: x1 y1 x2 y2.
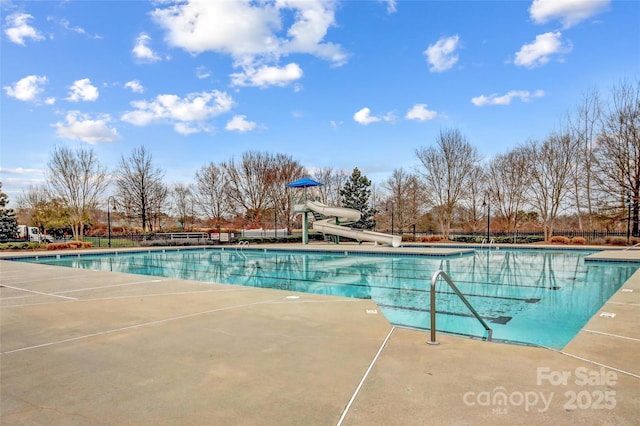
17 225 54 243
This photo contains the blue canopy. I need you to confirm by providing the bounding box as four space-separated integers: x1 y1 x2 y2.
286 177 323 188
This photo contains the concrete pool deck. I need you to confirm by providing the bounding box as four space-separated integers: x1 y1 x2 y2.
1 243 639 425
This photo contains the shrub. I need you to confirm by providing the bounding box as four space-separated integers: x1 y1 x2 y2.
549 236 570 244
607 237 628 246
401 234 416 242
0 242 41 250
420 235 445 242
46 241 94 250
570 237 586 245
450 235 483 243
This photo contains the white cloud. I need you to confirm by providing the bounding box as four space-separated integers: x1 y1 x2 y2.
381 112 397 123
353 107 381 125
406 104 438 121
3 75 48 101
329 120 343 129
424 35 460 72
173 122 202 135
4 13 44 45
230 63 303 88
54 111 119 144
0 167 42 175
152 1 278 57
383 0 398 14
121 90 234 134
153 1 346 62
277 2 348 65
49 17 102 39
152 1 347 86
66 78 99 102
514 32 570 68
225 115 257 132
471 90 545 106
124 80 144 93
196 66 211 79
530 0 610 28
132 32 161 62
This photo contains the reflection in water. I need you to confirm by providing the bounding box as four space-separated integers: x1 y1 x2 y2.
18 248 638 349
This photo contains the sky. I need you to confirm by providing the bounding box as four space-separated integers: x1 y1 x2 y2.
1 0 639 204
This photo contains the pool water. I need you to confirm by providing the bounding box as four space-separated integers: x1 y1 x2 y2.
14 248 639 349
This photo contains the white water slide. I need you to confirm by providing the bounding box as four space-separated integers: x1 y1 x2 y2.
305 200 402 248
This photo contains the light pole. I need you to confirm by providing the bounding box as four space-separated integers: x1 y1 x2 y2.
391 202 395 236
627 191 632 244
107 196 116 248
482 192 491 242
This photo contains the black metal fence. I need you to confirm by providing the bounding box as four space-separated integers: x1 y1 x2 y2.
403 230 637 244
85 232 240 248
85 229 638 247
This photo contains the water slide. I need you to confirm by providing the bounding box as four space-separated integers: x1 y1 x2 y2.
305 200 402 247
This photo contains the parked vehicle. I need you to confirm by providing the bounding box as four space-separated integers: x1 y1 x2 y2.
17 225 54 243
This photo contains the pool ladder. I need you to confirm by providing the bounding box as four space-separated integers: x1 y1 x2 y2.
480 238 496 249
236 240 249 257
428 270 493 345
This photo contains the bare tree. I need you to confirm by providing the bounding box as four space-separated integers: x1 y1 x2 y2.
595 79 640 236
17 185 51 226
313 167 349 206
525 133 579 241
568 88 601 230
46 146 108 240
114 146 167 232
383 168 426 234
172 183 194 230
147 181 169 232
193 162 229 227
415 128 480 239
458 165 486 232
267 153 305 232
222 151 275 228
486 148 531 233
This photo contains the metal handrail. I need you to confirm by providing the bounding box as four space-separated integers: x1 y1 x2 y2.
235 240 249 252
428 270 493 345
480 238 495 249
624 242 640 250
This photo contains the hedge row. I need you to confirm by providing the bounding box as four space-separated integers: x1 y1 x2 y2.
239 235 304 244
0 242 43 250
448 235 546 244
47 241 93 250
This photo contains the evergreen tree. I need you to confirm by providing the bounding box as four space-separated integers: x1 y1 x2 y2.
0 182 18 239
340 167 378 229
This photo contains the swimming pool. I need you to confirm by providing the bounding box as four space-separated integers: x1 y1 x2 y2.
12 247 639 349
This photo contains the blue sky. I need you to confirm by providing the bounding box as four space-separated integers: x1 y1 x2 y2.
1 0 638 203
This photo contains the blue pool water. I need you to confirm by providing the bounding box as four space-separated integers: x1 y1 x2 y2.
13 248 639 349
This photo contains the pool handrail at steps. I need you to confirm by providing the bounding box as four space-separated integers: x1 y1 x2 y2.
428 270 493 345
480 238 495 249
